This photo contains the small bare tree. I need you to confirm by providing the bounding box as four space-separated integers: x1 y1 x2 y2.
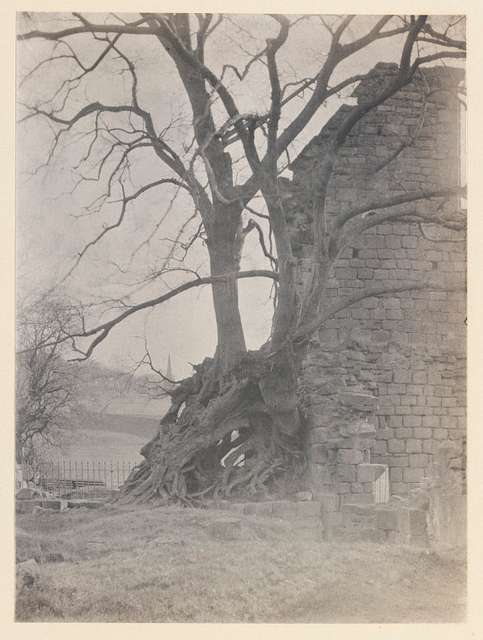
16 299 78 466
17 14 466 502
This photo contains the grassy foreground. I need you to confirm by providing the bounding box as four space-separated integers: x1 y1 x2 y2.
16 503 465 623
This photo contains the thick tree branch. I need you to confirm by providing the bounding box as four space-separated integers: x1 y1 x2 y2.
67 270 279 360
18 15 158 41
336 186 465 228
274 16 411 158
143 13 258 168
266 15 290 160
295 280 465 343
354 207 466 236
420 22 466 50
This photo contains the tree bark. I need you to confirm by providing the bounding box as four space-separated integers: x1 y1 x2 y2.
208 226 247 371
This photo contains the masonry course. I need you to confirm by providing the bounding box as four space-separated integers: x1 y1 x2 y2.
288 63 466 499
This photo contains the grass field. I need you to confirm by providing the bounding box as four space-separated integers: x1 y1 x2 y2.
16 504 466 623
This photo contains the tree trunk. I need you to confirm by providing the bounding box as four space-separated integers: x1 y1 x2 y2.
208 211 247 372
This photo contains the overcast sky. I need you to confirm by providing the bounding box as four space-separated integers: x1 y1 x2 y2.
16 13 462 378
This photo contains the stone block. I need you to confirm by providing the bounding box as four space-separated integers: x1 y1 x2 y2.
243 502 258 515
423 440 435 454
342 493 374 505
376 508 399 531
392 482 409 496
16 488 39 500
351 528 388 544
406 439 422 453
295 526 324 542
390 468 403 481
227 503 246 513
396 508 410 543
309 463 332 485
337 449 364 465
319 494 340 512
297 501 322 518
310 428 328 443
374 440 387 455
388 438 406 453
324 511 343 527
327 437 355 450
414 427 432 438
429 493 466 548
403 415 422 427
413 372 427 385
336 465 356 482
339 392 377 412
310 444 329 464
357 463 387 483
389 455 409 467
377 428 395 439
271 501 297 518
353 435 376 450
433 428 449 440
409 509 429 544
294 491 313 502
214 500 230 510
336 482 352 494
403 467 426 482
252 502 274 517
342 503 376 517
409 454 429 468
394 370 411 383
340 419 377 437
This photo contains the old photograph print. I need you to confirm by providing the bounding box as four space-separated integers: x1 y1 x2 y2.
15 13 466 622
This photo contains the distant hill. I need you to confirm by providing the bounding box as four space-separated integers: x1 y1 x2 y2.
35 360 172 461
59 427 145 461
77 410 161 441
40 412 158 462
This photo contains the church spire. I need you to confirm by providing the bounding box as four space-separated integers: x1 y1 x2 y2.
166 353 173 381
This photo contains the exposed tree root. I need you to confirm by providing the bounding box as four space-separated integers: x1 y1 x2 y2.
118 351 306 504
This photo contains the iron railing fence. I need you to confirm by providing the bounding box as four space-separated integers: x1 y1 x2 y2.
20 459 139 499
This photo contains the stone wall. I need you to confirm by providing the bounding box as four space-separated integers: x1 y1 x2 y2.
288 63 466 499
210 497 433 547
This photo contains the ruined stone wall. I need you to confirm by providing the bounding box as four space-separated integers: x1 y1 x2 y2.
289 64 466 499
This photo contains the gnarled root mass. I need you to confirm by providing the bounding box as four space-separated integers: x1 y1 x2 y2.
118 351 306 504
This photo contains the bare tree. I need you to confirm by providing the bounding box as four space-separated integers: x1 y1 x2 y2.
17 13 466 502
16 298 78 466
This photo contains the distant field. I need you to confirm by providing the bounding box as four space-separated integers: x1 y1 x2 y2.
41 412 161 463
59 428 145 462
78 412 160 441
